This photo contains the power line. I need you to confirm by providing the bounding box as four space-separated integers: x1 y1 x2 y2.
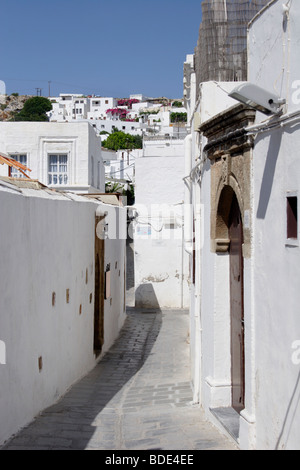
107 162 135 176
2 78 103 95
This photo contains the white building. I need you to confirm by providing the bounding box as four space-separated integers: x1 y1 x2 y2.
102 148 141 184
48 93 186 139
49 94 90 121
87 97 117 120
97 119 143 137
0 122 105 193
185 0 300 450
0 178 127 446
139 105 187 139
132 135 190 309
129 94 149 102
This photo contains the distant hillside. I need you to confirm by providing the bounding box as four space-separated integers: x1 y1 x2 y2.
0 94 33 121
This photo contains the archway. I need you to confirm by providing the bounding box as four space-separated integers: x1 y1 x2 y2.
215 186 245 413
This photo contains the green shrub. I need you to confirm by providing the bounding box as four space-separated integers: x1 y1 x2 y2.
13 96 52 121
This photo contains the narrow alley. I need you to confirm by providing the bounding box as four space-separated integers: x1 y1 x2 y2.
1 306 236 451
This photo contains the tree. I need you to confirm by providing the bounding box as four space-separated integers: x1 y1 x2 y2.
12 96 52 121
102 131 142 151
172 100 183 108
170 112 187 123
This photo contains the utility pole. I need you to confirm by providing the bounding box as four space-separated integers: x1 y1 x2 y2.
35 88 42 96
48 81 51 97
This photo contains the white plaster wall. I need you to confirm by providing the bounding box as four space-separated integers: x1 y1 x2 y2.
134 235 188 309
88 97 117 120
88 123 105 190
133 144 190 309
248 0 300 118
187 135 242 438
0 187 126 446
0 122 104 193
251 127 300 450
187 0 300 451
131 101 150 112
243 0 300 450
95 119 142 136
197 158 230 410
199 81 247 124
143 138 185 159
103 203 127 347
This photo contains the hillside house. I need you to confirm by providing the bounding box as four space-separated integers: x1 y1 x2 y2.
0 122 105 193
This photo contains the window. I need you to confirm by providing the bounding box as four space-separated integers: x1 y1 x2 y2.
287 196 298 240
9 154 27 178
48 154 68 185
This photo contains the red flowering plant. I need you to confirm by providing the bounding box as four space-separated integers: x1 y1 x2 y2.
106 108 128 120
117 98 140 109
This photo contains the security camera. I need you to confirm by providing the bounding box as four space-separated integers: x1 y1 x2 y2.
229 83 286 115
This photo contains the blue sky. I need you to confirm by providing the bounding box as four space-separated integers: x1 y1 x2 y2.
1 0 203 99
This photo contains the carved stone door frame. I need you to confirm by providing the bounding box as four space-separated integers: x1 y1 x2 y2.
199 104 255 412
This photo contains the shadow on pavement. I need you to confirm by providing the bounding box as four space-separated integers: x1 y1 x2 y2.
2 307 162 450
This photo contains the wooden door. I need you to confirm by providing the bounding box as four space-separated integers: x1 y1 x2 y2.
229 194 245 412
94 215 105 356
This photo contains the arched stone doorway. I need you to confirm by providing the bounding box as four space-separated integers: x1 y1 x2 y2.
198 104 255 437
215 185 245 412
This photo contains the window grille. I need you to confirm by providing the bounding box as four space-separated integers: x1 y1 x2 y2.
48 154 68 185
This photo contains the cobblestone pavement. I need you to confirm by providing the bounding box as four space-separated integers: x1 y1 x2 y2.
1 308 237 451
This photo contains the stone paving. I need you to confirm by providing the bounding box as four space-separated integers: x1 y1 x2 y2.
1 307 237 451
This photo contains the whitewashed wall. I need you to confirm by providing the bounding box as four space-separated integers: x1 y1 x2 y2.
248 0 300 119
187 0 300 450
133 139 190 309
244 0 300 450
96 119 143 136
248 127 300 450
0 184 126 446
87 97 117 120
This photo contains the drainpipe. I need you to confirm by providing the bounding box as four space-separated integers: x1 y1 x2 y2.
184 134 193 255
